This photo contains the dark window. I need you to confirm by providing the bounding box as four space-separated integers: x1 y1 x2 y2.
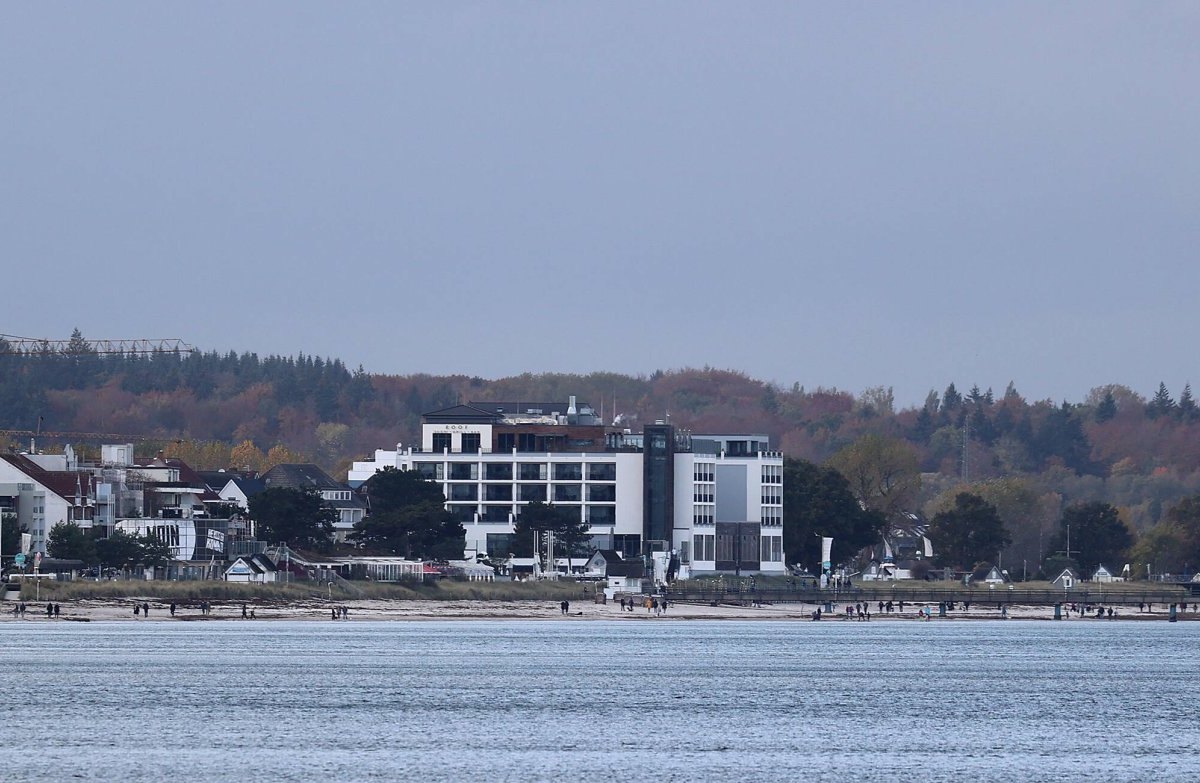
432 433 452 453
587 485 616 502
461 433 481 454
485 485 512 502
486 533 514 557
587 506 615 525
496 433 516 452
553 484 581 502
448 484 477 501
482 505 510 523
448 504 476 522
553 463 582 481
518 463 546 481
587 463 617 481
518 485 547 503
414 462 443 480
449 463 477 481
485 463 512 481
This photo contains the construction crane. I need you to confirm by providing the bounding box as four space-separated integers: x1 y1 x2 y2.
0 333 194 355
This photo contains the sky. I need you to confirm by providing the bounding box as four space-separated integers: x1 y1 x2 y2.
3 3 1197 409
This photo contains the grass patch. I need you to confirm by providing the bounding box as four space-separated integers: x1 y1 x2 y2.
23 578 597 603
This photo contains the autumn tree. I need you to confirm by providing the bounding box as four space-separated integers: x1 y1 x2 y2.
828 434 920 522
1128 495 1200 575
229 440 267 473
265 443 306 467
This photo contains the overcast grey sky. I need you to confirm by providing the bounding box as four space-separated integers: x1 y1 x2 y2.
3 3 1196 407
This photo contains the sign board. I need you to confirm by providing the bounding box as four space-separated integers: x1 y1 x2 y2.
14 553 25 566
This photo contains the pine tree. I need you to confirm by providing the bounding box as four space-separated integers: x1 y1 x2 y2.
942 383 962 410
1147 382 1175 420
1179 384 1198 422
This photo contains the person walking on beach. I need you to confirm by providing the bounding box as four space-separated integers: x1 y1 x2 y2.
661 599 668 615
169 603 176 617
134 604 140 617
53 604 60 618
242 604 248 619
142 602 150 617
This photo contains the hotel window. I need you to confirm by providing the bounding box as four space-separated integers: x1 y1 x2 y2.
761 536 783 562
587 463 617 481
484 485 512 502
553 484 582 502
761 486 781 505
432 433 452 452
586 506 616 525
461 433 481 454
694 485 714 503
413 462 444 481
517 485 547 503
448 505 476 522
485 463 513 481
481 505 510 523
518 463 547 481
448 484 478 502
694 463 714 483
694 534 715 561
761 464 782 484
761 507 782 527
450 463 478 481
553 463 582 481
693 506 714 526
587 484 616 502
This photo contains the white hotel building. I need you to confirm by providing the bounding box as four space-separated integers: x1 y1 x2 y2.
347 399 785 575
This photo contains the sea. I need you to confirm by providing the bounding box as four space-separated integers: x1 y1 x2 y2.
1 619 1197 782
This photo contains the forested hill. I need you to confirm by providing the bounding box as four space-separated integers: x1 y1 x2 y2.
2 334 1198 535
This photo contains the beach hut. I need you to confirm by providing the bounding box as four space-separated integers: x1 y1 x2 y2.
1091 564 1123 583
223 554 278 584
1052 568 1078 589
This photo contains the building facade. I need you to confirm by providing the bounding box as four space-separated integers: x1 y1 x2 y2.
347 399 785 575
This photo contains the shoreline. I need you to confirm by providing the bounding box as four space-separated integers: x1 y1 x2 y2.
5 598 1197 623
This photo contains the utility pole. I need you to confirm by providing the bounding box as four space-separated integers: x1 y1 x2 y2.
961 418 970 483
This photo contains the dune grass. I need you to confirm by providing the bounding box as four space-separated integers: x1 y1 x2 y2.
22 578 595 603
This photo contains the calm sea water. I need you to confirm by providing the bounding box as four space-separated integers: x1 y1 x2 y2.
1 619 1197 782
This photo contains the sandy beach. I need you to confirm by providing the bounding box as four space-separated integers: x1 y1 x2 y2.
6 598 1193 623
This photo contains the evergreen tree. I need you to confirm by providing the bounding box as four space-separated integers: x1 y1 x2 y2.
1147 382 1175 420
942 383 962 411
927 492 1011 569
1095 390 1118 423
1178 384 1197 422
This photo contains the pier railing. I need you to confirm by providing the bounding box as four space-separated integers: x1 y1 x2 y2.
665 586 1190 607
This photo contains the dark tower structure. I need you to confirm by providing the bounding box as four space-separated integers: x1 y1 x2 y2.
642 422 675 554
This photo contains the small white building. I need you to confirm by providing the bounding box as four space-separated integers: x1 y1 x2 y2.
223 554 278 583
1091 564 1124 583
1052 568 1078 589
